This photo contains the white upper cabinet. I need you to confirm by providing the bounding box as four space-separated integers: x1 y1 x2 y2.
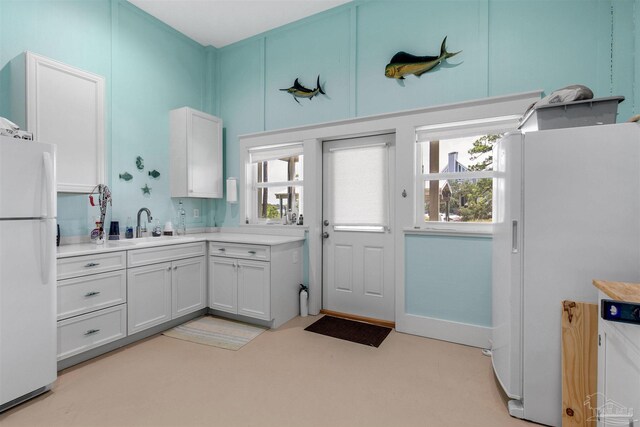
25 52 105 193
170 107 222 199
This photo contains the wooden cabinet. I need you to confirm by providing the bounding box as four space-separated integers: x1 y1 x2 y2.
18 52 105 193
208 240 302 328
596 292 640 426
56 250 126 361
127 242 206 334
170 107 222 198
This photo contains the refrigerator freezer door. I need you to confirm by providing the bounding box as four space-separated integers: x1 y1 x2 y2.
522 123 640 426
0 218 57 405
491 132 523 400
0 136 56 219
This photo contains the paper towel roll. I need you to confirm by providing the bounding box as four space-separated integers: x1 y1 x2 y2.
226 177 238 203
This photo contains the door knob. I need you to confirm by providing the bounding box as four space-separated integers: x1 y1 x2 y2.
323 220 329 226
322 232 329 238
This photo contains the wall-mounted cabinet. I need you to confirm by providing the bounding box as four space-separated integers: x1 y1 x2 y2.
170 107 222 198
11 52 106 193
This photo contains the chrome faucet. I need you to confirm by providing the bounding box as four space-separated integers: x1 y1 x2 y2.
136 208 153 238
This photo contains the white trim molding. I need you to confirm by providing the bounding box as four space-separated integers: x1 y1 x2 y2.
399 314 492 349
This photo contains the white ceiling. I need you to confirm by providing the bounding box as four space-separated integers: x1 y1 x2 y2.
128 0 352 48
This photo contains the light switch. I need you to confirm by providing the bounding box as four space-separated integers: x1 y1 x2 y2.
293 250 298 264
193 208 200 218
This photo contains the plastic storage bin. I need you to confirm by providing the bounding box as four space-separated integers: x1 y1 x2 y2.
518 96 624 132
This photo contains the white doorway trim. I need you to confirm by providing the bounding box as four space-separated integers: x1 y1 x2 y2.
238 91 541 333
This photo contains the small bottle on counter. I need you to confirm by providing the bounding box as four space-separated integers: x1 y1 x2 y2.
152 220 162 237
125 217 134 239
177 200 186 236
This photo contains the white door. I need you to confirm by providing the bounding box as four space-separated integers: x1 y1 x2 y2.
0 219 56 404
322 134 395 322
237 259 270 321
172 256 206 318
209 257 237 314
598 321 640 426
127 262 172 334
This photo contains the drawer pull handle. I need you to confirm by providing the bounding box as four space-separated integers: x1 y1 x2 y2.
173 266 178 270
84 291 101 297
84 262 100 268
167 267 172 271
218 248 226 252
248 251 256 255
84 329 100 336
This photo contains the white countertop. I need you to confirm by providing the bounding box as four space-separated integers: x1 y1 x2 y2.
57 232 305 258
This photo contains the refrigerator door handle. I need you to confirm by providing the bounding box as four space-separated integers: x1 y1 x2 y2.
40 220 54 285
41 151 54 218
512 220 519 253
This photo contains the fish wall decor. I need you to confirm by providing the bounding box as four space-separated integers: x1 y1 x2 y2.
136 156 144 170
141 183 151 195
119 172 133 181
385 36 461 80
280 76 326 105
148 170 160 179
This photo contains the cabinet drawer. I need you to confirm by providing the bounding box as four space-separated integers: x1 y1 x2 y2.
208 242 270 261
57 304 127 361
57 270 127 320
128 242 206 267
57 251 126 280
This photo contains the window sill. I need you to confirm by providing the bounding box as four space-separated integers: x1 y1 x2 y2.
404 223 493 237
239 224 308 237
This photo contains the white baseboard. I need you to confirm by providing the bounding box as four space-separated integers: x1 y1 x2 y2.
396 313 491 348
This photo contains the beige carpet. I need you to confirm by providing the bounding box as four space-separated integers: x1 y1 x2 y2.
162 315 266 350
0 316 533 427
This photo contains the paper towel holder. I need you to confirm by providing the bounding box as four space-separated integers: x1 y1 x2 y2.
226 177 238 204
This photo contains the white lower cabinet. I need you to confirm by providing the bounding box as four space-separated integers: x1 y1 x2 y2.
172 256 207 318
597 292 640 426
210 256 270 321
56 250 128 361
127 242 206 335
127 262 172 335
57 305 127 361
208 240 302 328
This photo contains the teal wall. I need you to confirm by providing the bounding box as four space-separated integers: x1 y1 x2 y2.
0 0 216 238
216 0 639 227
405 234 492 327
1 0 639 330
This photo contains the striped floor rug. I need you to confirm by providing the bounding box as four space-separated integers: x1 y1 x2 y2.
163 316 267 351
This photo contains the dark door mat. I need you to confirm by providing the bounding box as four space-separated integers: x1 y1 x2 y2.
304 315 392 347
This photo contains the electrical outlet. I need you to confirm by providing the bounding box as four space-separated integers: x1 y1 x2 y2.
193 208 200 218
292 250 299 264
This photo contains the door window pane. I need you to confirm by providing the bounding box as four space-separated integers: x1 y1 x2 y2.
330 145 388 227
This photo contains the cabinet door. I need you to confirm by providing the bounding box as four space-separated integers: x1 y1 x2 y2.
237 260 270 321
188 109 222 198
597 322 640 426
209 257 237 314
127 262 172 334
172 256 206 318
26 52 104 193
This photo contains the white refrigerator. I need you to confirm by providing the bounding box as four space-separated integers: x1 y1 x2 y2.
0 135 57 412
491 123 640 426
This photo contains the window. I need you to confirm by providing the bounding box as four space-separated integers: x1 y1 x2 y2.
247 144 303 224
415 116 519 225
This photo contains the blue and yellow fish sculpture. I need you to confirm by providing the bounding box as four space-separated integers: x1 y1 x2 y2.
280 76 326 105
385 37 461 80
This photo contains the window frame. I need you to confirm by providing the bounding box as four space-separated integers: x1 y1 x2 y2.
245 143 305 225
414 115 520 229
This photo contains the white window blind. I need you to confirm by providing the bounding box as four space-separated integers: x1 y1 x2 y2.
330 144 388 228
249 143 303 163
